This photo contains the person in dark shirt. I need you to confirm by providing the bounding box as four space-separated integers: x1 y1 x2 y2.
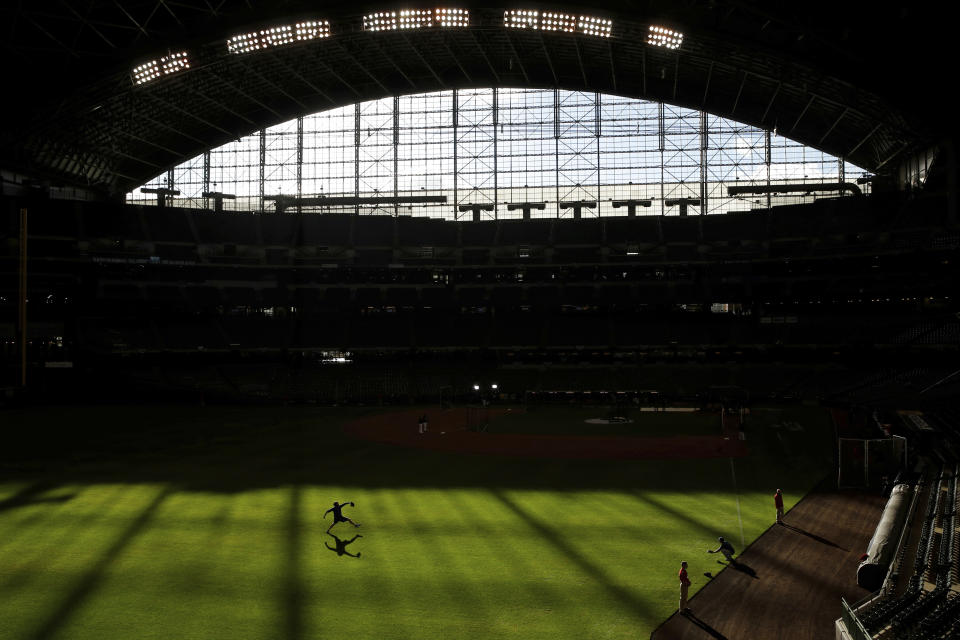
707 536 736 563
325 532 362 558
324 500 361 533
774 489 784 524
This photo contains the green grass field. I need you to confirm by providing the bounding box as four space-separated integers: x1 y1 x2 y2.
0 404 835 639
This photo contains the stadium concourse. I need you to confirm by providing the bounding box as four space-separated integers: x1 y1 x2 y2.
1 1 959 639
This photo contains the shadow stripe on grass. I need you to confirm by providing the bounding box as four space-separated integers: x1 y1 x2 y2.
490 489 653 620
28 485 175 640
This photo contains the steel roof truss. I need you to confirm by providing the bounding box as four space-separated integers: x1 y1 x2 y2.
468 30 501 85
312 52 363 98
146 93 235 138
538 33 559 86
238 58 307 111
205 71 280 120
262 50 336 106
502 32 529 84
334 41 390 95
607 41 617 92
442 35 472 84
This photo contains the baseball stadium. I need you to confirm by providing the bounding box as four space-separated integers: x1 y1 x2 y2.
1 2 958 639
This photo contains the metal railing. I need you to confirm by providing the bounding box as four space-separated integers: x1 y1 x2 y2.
841 597 873 640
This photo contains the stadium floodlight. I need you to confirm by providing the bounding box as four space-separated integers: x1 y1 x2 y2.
436 8 469 27
541 11 576 33
132 51 190 85
504 9 539 29
363 11 398 31
646 25 683 49
227 20 330 54
505 10 611 37
491 383 498 390
473 384 480 390
578 15 612 38
399 9 433 29
366 8 468 30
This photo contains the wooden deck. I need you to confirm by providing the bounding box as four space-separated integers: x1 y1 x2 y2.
652 489 887 640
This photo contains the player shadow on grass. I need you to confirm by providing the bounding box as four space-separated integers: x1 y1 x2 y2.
325 532 362 558
682 611 729 639
781 522 849 551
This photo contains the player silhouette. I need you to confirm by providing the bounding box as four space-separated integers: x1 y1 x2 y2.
324 500 361 533
325 532 362 558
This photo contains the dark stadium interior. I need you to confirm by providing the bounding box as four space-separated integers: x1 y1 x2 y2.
2 2 958 639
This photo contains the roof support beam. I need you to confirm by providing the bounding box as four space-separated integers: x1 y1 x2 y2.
875 140 911 172
846 123 883 158
139 2 162 36
62 4 116 49
502 32 529 84
789 94 816 134
641 47 646 96
443 36 473 84
401 33 446 88
731 71 748 115
333 42 391 94
672 52 680 101
701 60 714 107
538 34 559 86
189 84 257 126
21 12 79 58
312 53 363 99
238 59 307 111
760 82 781 125
468 30 500 85
607 41 617 92
111 0 148 38
9 9 141 32
146 93 236 138
156 0 183 26
134 109 216 148
209 72 282 120
818 107 848 145
575 39 589 88
371 40 418 90
117 129 187 158
265 51 337 106
113 149 163 169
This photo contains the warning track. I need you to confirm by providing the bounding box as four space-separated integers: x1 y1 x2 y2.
345 407 747 460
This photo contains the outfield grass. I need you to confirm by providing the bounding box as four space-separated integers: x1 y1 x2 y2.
0 403 835 639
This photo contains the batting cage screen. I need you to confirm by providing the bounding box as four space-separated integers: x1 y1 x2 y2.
838 435 908 488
